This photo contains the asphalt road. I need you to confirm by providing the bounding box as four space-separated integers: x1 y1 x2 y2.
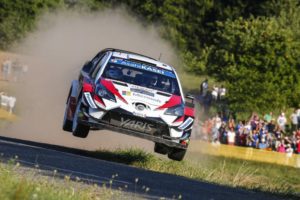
0 136 287 200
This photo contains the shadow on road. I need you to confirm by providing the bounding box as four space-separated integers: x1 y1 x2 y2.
0 135 150 165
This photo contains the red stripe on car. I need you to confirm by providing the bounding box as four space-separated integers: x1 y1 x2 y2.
100 79 128 104
94 95 105 106
184 107 194 117
173 116 184 123
156 95 181 110
83 82 93 93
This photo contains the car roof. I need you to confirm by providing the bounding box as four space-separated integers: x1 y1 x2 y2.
102 48 174 71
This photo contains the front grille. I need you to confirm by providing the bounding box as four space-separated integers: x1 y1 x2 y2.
101 109 169 136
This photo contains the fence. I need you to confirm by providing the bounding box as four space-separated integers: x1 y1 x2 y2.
190 140 300 168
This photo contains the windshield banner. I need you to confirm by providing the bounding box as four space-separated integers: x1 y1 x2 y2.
109 58 176 78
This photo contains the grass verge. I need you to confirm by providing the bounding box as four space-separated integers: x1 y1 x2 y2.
90 148 299 198
0 160 123 200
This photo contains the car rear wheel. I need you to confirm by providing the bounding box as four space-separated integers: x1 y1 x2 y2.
168 148 186 161
154 143 169 155
62 95 73 132
72 98 90 138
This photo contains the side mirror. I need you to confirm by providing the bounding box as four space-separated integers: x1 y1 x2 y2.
185 94 194 108
81 60 92 74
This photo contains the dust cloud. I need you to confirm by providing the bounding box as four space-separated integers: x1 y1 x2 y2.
1 9 179 151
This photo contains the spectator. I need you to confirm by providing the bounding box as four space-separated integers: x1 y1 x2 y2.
227 127 236 145
215 114 222 130
290 109 298 132
228 118 235 130
212 85 218 101
258 128 268 149
263 112 273 123
267 119 276 134
2 57 12 81
277 112 287 132
218 85 226 100
277 141 286 153
286 144 293 157
219 125 228 144
239 128 248 146
296 137 300 154
250 114 259 131
0 92 9 110
12 59 22 82
297 108 300 126
251 130 259 148
200 78 208 97
8 96 16 114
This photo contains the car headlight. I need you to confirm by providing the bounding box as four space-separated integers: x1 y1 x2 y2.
96 84 116 102
164 104 184 116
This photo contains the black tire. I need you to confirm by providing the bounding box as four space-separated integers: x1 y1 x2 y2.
154 143 169 155
168 148 187 161
72 98 90 138
62 96 73 132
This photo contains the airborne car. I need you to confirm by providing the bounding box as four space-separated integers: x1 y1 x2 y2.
62 48 194 161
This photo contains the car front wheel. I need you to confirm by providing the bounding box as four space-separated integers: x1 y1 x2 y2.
154 143 169 155
168 148 187 161
72 98 90 138
62 95 73 132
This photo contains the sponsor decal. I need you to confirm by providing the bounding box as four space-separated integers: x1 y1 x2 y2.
132 92 161 104
120 117 154 132
122 91 131 96
130 88 154 97
109 58 176 78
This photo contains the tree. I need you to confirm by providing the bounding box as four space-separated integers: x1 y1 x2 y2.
207 16 300 113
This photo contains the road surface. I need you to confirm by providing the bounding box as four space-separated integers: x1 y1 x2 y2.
0 136 287 200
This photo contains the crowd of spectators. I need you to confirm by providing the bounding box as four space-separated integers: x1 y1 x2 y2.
0 57 23 114
199 111 300 157
1 57 28 82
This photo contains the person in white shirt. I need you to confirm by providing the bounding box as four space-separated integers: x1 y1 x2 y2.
297 108 300 126
277 112 287 132
219 85 226 100
2 58 12 81
8 96 16 114
215 114 222 130
286 144 293 158
0 92 9 110
212 85 218 101
227 128 236 145
290 109 298 132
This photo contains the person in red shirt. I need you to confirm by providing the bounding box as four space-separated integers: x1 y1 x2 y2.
296 128 300 138
297 137 300 154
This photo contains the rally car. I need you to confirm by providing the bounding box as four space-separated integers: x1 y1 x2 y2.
62 48 195 161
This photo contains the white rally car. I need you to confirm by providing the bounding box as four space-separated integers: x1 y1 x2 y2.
62 48 195 161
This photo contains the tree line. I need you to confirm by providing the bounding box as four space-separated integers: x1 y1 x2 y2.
1 0 300 115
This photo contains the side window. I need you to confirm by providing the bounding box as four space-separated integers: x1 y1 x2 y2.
88 53 104 75
91 53 103 66
91 52 110 79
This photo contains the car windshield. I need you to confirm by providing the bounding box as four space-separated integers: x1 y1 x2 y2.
102 58 181 95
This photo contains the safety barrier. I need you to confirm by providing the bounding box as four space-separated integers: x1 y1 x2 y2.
189 140 300 168
0 108 17 121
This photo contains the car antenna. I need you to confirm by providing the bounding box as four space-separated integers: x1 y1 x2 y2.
158 53 162 61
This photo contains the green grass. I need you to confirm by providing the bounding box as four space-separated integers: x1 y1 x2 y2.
89 148 300 198
0 160 124 200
